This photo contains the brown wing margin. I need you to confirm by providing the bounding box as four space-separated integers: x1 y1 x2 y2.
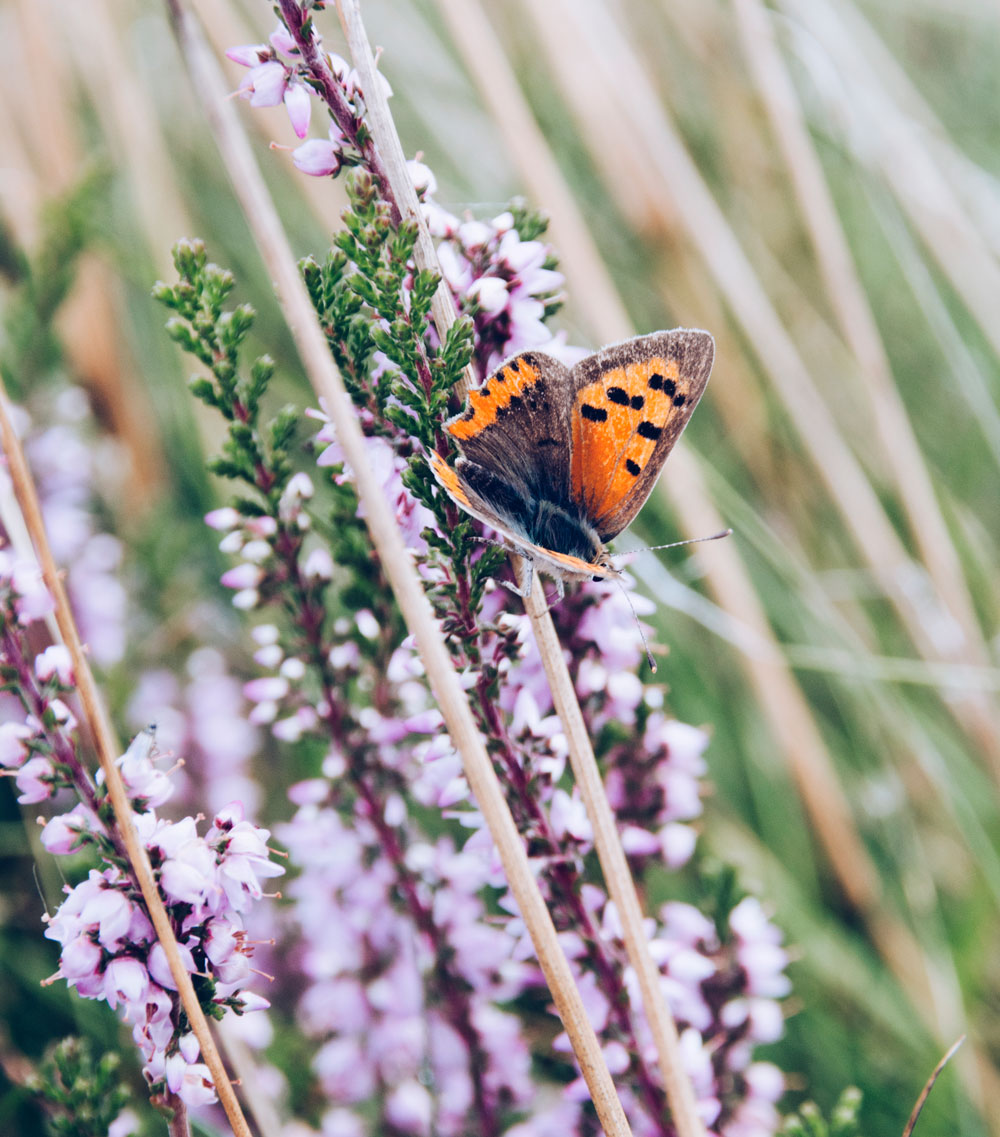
568 329 715 542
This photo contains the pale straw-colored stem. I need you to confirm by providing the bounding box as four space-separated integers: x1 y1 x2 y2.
166 3 632 1133
338 3 703 1132
732 0 989 699
0 384 244 1137
782 0 1000 361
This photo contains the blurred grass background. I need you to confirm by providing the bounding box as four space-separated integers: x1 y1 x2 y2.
1 0 999 1134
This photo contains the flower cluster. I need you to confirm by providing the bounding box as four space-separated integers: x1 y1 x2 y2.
415 172 572 374
227 19 391 179
42 777 281 1108
278 796 534 1137
0 556 282 1111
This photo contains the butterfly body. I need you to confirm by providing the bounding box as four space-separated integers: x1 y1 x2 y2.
430 329 715 594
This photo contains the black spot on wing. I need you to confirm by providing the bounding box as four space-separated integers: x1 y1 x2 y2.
630 394 645 410
581 404 608 422
498 394 523 417
664 377 677 397
673 394 686 406
607 386 629 405
637 421 662 440
625 458 641 476
648 373 663 390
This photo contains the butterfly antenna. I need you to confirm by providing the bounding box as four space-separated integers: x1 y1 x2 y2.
613 574 658 674
642 528 733 553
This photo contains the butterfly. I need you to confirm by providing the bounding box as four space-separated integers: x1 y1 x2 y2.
429 328 715 598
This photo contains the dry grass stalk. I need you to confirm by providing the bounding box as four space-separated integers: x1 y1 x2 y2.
168 2 634 1132
0 382 253 1137
782 0 1000 361
732 0 988 670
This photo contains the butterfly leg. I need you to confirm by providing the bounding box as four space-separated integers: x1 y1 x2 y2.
500 556 534 599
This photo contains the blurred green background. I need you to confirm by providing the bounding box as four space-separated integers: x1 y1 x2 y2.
1 1 999 1134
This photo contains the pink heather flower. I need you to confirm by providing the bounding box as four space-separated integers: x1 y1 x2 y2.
408 160 437 196
246 60 288 107
35 643 73 685
165 1052 216 1108
10 560 54 624
284 81 312 138
41 803 103 854
226 43 269 68
241 539 272 563
85 886 134 947
103 956 149 1010
304 546 335 580
0 721 32 767
270 24 298 54
205 506 241 531
244 676 290 703
221 563 264 590
293 126 346 177
549 789 592 844
467 276 509 315
15 756 56 803
385 1080 433 1136
147 941 197 991
245 515 278 538
108 1110 140 1137
118 731 173 809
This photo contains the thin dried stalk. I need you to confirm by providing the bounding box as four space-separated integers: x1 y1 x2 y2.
783 0 1000 361
339 4 703 1132
732 0 987 671
903 1036 966 1137
0 383 251 1137
166 3 633 1133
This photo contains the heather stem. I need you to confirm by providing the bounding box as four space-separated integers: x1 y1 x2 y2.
166 1092 191 1137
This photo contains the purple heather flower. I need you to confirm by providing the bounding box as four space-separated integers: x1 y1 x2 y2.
293 127 346 177
0 721 31 767
15 756 56 803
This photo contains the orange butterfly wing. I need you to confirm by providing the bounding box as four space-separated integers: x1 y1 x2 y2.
569 330 714 541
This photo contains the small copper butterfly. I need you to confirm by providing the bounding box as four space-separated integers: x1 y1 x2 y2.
429 328 715 597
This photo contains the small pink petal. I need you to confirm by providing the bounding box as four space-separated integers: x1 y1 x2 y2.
226 44 267 68
284 83 312 138
248 61 287 108
292 138 341 177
